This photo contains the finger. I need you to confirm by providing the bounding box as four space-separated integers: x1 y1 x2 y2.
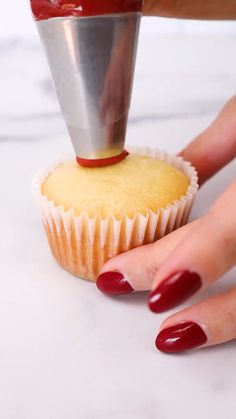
148 180 236 313
142 0 180 17
143 0 236 19
180 96 236 185
96 221 195 295
155 286 236 353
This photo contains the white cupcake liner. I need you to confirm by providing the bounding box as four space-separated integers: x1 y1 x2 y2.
32 146 198 281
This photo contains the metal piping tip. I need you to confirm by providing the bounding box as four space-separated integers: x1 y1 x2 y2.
36 13 141 163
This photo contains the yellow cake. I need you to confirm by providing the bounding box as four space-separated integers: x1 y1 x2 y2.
34 148 198 281
42 154 189 219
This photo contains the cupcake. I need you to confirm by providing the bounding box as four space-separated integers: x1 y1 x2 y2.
32 147 198 281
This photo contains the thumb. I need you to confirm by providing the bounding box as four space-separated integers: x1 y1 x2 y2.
180 95 236 185
96 221 194 295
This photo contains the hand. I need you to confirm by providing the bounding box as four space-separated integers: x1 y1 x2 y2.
143 0 236 20
96 96 236 353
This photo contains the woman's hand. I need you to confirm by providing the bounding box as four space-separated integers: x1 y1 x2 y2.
143 0 236 20
96 96 236 353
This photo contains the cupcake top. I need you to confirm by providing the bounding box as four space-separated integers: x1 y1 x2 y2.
42 154 189 219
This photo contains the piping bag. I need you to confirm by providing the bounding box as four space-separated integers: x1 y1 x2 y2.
30 0 143 167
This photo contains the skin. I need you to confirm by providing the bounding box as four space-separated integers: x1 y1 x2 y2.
142 0 236 20
100 91 236 349
97 1 236 351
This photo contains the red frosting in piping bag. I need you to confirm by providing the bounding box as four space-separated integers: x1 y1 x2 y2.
30 0 143 20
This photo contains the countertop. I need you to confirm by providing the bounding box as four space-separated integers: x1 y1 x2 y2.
0 29 236 419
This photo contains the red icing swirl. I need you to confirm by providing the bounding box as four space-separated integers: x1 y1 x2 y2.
30 0 143 20
76 150 129 168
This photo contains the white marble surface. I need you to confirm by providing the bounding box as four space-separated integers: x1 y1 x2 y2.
1 27 236 419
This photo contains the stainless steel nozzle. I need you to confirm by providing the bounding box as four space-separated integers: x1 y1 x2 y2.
37 13 141 160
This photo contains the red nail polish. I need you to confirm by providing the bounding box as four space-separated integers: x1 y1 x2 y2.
148 271 202 313
156 322 207 353
96 271 134 295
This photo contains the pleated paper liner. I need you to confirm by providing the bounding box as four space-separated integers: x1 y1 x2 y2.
32 146 198 281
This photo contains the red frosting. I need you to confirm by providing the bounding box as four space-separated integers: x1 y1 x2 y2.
76 150 129 168
30 0 143 20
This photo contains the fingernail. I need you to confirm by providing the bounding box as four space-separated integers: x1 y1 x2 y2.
96 271 134 295
148 270 202 313
156 322 207 353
